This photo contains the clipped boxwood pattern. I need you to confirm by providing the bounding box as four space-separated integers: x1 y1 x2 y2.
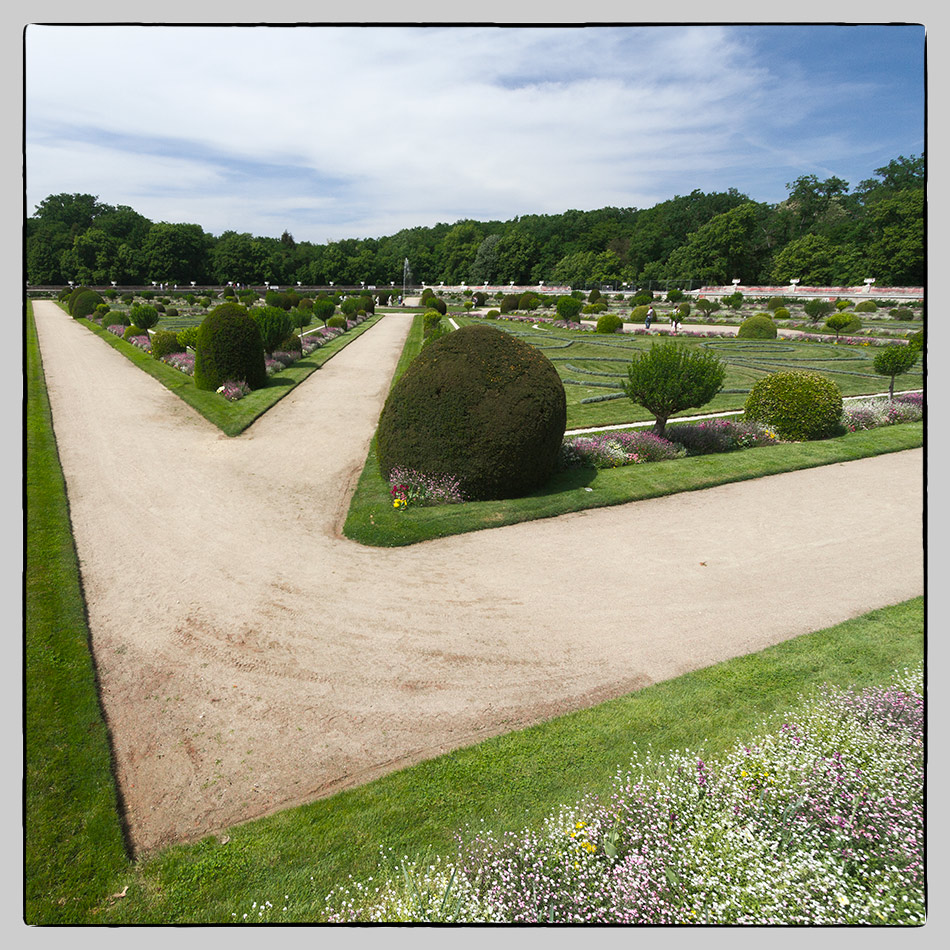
744 371 843 441
193 303 267 392
737 313 777 340
376 324 567 501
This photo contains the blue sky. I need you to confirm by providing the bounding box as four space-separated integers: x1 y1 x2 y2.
24 22 926 244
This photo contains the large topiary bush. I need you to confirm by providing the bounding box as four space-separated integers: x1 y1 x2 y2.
193 303 267 392
250 305 293 353
737 313 777 339
744 371 843 441
69 288 104 319
376 324 567 501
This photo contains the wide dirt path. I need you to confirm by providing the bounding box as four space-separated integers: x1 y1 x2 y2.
31 300 923 855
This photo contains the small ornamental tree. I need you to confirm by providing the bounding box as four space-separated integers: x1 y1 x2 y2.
722 291 744 310
872 344 921 398
695 298 717 319
555 295 583 321
823 312 858 342
130 303 159 331
804 299 835 323
312 296 336 325
623 341 726 437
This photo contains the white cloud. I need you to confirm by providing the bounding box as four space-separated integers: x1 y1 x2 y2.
25 24 924 243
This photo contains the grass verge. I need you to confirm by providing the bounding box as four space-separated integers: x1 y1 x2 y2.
71 309 383 437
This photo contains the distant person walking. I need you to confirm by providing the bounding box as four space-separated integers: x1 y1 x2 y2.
645 306 654 330
671 309 681 333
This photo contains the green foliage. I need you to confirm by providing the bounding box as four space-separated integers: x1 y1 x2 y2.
150 329 184 360
165 307 179 317
555 296 583 321
104 310 128 326
854 300 878 312
773 307 790 320
312 296 336 325
889 308 914 320
176 326 199 350
907 329 923 352
595 313 623 334
629 305 649 322
327 315 346 329
804 299 835 322
473 291 488 306
588 288 602 304
485 309 500 319
737 313 778 339
376 324 567 501
823 313 861 340
69 289 104 319
695 298 717 317
623 341 726 436
193 303 267 392
518 292 541 311
422 311 449 348
130 304 159 331
123 325 145 340
835 299 852 311
583 302 607 314
666 289 684 303
632 291 654 306
744 371 843 441
250 306 293 353
872 344 921 397
500 293 522 314
677 301 691 316
94 303 110 316
766 296 785 311
426 296 447 316
722 292 744 310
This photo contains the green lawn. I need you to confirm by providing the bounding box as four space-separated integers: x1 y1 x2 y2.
344 313 923 547
68 307 384 436
25 300 924 924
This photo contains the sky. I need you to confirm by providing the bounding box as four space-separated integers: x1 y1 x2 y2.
24 22 926 245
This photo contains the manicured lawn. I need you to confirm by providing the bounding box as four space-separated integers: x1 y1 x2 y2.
65 305 384 437
25 301 924 924
451 315 923 430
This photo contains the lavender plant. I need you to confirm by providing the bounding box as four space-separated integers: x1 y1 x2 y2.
559 431 684 469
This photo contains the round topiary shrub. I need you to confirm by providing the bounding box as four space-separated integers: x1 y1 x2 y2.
326 315 346 329
165 307 179 317
70 289 104 319
854 300 878 312
151 329 184 360
744 371 843 441
485 309 500 319
176 326 199 350
629 305 649 323
595 313 623 334
104 310 129 326
376 324 567 501
773 306 790 320
737 313 778 339
193 303 267 392
500 293 522 314
123 325 145 340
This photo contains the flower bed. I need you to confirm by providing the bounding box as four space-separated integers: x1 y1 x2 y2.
841 395 924 432
388 466 466 508
318 666 923 924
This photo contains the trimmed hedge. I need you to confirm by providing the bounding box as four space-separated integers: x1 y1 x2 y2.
150 329 184 360
376 324 566 501
737 313 778 340
595 313 623 334
744 371 843 441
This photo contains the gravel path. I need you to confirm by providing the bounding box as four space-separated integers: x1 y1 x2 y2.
32 300 923 855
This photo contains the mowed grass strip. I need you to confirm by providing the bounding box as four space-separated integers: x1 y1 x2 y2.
25 302 129 923
69 307 384 437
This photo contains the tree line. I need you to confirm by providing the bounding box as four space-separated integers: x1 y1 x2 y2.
25 154 923 290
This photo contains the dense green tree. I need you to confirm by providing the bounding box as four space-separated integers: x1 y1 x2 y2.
624 341 726 437
143 222 211 284
212 231 267 285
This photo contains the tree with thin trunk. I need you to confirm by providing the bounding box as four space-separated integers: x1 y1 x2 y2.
624 341 726 437
872 344 920 398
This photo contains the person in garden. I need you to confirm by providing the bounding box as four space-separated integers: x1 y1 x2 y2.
645 306 654 330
